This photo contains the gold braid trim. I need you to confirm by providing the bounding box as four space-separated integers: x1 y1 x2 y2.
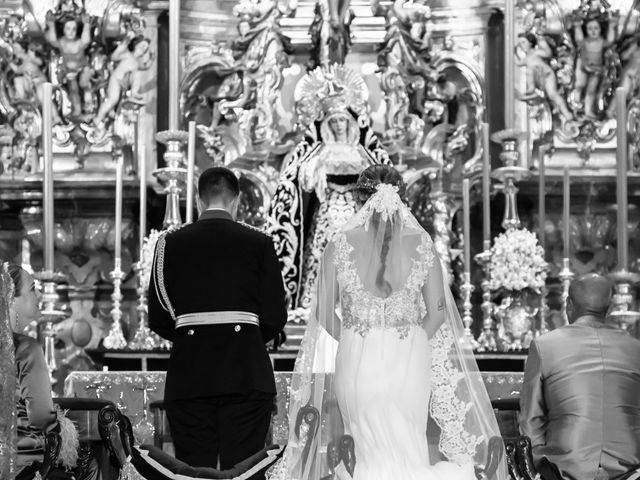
153 234 176 321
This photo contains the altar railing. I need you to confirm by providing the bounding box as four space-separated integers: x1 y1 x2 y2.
64 370 523 445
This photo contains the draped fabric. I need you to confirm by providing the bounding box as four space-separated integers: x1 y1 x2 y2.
265 110 390 309
0 262 16 478
268 185 507 480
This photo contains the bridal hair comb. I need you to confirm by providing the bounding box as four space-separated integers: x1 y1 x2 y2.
365 183 404 224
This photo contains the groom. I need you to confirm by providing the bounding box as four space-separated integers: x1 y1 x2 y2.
149 166 287 469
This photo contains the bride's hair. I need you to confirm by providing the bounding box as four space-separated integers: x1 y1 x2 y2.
354 165 407 297
354 165 406 203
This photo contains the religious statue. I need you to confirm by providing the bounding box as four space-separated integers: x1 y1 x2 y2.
93 34 154 127
45 9 94 119
307 0 355 70
516 0 639 162
8 41 63 125
569 8 618 119
266 65 390 311
0 3 153 173
515 33 573 120
606 35 640 117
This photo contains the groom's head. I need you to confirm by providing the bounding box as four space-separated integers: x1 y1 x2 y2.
198 167 240 218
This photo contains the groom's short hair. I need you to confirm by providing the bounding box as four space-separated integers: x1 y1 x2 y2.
198 167 240 205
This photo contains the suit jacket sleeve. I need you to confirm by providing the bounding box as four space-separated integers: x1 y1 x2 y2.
519 339 547 448
148 240 175 341
15 337 57 432
258 237 288 342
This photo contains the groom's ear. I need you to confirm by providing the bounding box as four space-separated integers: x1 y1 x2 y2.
230 196 240 220
196 198 205 216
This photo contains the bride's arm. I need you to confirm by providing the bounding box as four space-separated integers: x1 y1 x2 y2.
421 245 446 338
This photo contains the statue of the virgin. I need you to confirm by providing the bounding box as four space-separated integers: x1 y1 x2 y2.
267 65 390 313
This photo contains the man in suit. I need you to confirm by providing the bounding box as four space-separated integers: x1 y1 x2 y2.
149 166 287 470
520 273 640 480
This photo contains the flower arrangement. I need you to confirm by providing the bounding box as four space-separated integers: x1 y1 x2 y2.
139 229 163 291
488 228 547 294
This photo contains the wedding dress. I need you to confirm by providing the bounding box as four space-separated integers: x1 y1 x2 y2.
269 184 507 480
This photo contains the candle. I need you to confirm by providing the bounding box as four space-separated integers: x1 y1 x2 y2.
186 121 196 223
42 83 54 273
616 86 629 271
538 146 546 252
562 166 570 259
169 0 181 131
482 123 491 243
463 178 471 273
504 0 515 130
138 142 147 252
114 154 124 265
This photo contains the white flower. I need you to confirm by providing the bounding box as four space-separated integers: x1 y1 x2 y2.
488 228 547 292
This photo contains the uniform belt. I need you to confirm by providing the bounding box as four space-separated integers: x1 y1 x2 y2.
175 311 259 329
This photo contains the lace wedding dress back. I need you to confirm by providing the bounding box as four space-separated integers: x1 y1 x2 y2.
269 184 508 480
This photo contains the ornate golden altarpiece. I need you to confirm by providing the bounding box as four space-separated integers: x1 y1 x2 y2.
0 0 638 395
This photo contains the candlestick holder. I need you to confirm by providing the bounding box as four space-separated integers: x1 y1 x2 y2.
558 257 574 325
475 243 497 351
154 130 189 229
607 270 640 332
491 129 531 231
460 271 477 346
33 270 68 387
128 262 164 350
103 263 127 350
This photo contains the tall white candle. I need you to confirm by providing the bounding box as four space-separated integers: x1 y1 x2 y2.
463 178 471 273
616 86 629 271
186 121 196 223
562 167 570 259
504 0 515 130
482 123 491 243
138 142 147 252
42 83 54 273
539 146 546 252
115 154 124 264
169 0 181 131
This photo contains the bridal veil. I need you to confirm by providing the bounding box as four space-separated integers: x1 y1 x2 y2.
269 184 508 480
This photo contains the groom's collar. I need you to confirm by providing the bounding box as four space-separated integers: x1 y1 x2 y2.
198 208 233 222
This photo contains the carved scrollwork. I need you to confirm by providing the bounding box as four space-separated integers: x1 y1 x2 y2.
628 96 640 170
376 2 484 172
516 0 639 163
0 0 154 174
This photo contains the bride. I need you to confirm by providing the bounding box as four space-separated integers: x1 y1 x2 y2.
269 165 507 480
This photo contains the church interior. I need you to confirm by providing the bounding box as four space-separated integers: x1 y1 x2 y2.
1 0 639 478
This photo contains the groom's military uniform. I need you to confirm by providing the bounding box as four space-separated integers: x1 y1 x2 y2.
149 209 287 469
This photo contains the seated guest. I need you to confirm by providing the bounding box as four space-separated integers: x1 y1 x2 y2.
520 273 640 480
6 264 79 475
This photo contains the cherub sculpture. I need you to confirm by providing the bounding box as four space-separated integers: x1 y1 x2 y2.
570 11 618 118
93 34 154 126
516 32 573 120
9 42 62 124
45 10 93 118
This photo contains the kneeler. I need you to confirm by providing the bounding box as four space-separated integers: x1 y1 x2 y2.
98 404 285 480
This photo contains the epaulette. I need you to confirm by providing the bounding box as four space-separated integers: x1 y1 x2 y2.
162 223 186 238
239 222 272 238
